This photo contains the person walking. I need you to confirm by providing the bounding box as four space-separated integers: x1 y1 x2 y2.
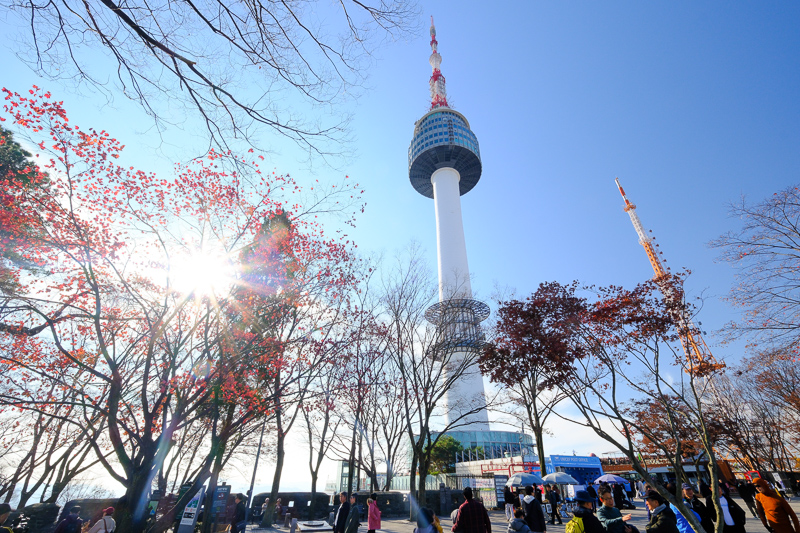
643 491 679 533
334 492 351 533
344 494 360 533
737 481 758 518
367 494 381 533
452 487 492 533
546 485 562 525
505 485 517 522
754 478 800 533
231 493 247 533
87 508 116 533
636 481 646 500
597 487 636 533
521 486 546 533
707 489 746 533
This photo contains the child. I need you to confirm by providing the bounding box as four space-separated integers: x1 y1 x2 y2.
508 508 531 533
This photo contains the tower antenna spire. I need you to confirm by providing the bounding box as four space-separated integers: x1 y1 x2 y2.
614 177 724 377
428 16 448 109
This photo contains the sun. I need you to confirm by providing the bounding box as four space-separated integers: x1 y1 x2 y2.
169 250 235 298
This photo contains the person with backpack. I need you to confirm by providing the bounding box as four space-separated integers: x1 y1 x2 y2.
521 486 546 533
566 490 604 533
87 508 115 533
54 507 83 533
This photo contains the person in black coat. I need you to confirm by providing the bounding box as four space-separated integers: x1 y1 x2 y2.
505 485 517 521
644 491 679 533
545 486 562 525
586 484 598 512
571 491 604 533
522 486 547 533
736 481 758 518
334 492 350 533
613 485 626 510
232 494 247 533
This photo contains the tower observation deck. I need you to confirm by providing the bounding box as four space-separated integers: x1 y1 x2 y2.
408 17 490 431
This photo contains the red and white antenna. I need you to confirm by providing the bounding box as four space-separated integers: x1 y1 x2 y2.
429 16 449 109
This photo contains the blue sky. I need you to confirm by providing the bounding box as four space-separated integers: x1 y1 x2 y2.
2 1 799 490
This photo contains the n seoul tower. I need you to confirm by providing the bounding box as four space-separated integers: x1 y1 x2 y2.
409 17 490 431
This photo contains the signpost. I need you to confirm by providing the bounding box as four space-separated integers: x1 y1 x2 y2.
212 484 231 518
494 475 509 505
176 486 205 533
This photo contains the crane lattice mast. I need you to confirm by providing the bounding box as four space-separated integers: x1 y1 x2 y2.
615 178 724 376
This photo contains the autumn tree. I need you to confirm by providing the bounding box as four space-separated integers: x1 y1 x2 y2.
4 0 417 153
521 278 729 533
480 281 583 475
712 351 800 472
0 87 363 533
712 185 800 352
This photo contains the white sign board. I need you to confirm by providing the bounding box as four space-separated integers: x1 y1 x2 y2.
177 486 205 533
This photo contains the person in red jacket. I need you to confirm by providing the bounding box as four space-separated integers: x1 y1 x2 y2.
452 487 491 533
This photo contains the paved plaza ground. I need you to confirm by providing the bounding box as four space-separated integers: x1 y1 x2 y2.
256 496 800 533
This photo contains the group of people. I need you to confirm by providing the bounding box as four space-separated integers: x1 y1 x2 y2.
630 477 799 533
503 484 566 526
500 475 799 533
500 484 637 533
333 492 382 533
49 506 116 533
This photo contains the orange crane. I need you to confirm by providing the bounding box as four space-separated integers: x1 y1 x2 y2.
615 178 724 376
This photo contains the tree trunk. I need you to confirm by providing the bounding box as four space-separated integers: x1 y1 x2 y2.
535 438 547 477
309 472 319 520
347 417 358 493
115 469 156 533
201 432 229 533
265 417 285 527
408 447 419 521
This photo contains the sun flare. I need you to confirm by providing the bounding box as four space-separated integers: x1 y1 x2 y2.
169 251 235 298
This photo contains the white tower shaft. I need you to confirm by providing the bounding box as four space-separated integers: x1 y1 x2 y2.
431 167 472 300
431 167 490 430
